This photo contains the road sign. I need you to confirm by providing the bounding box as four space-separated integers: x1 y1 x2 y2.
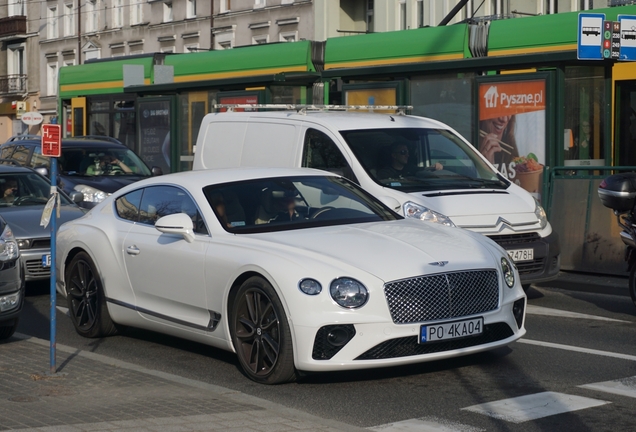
41 124 61 157
21 111 43 125
578 13 605 60
619 15 636 60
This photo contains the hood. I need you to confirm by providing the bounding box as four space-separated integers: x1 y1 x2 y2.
60 175 149 195
253 219 497 282
0 205 85 239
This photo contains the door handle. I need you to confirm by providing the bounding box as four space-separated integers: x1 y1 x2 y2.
126 245 140 255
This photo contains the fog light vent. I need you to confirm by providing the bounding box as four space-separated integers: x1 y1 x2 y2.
513 298 525 330
312 325 356 360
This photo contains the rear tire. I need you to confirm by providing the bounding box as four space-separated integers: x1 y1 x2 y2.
0 318 18 340
66 251 119 338
230 276 296 384
629 267 636 308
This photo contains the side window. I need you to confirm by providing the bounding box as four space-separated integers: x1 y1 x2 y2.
31 147 52 169
301 128 358 183
137 185 208 234
0 145 14 160
11 145 31 165
115 189 143 222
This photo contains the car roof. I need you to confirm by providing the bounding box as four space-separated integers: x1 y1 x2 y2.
2 137 127 149
203 111 450 131
0 165 39 174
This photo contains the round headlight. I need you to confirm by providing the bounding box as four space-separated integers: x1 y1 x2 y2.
298 278 322 295
501 257 515 288
330 278 368 308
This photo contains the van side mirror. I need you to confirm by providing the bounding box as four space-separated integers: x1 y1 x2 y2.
155 213 195 243
151 166 163 176
35 166 49 177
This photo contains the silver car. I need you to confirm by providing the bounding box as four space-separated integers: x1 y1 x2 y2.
0 166 85 281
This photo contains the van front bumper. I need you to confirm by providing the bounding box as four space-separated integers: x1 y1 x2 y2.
487 230 560 286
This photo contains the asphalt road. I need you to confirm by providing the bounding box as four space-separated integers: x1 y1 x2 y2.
16 278 636 431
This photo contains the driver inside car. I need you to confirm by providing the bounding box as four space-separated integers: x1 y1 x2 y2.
271 190 302 223
86 154 133 175
2 179 18 204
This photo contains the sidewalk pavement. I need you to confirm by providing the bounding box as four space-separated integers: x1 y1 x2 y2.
0 334 368 432
536 270 629 297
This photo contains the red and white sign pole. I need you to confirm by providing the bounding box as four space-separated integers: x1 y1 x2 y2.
41 124 61 375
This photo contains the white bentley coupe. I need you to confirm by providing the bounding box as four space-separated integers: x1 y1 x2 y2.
55 167 526 384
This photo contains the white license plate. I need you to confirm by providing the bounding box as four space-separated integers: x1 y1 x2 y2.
420 317 483 343
507 248 534 262
42 254 51 268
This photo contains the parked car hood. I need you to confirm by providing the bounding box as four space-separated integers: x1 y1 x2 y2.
60 175 149 194
253 219 498 282
0 205 85 239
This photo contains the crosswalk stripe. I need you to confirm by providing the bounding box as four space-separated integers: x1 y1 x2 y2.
580 376 636 399
518 339 636 362
56 306 69 316
461 391 610 423
525 305 631 323
368 417 484 432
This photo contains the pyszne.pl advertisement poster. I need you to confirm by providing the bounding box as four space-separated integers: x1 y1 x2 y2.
478 79 546 200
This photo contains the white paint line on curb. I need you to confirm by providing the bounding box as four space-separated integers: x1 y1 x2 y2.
526 305 630 323
462 391 610 423
518 339 636 362
368 417 484 432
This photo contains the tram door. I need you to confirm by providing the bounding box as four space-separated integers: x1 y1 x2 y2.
70 97 86 136
615 81 636 166
189 92 207 154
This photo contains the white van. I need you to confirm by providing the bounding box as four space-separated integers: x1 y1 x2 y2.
192 110 559 289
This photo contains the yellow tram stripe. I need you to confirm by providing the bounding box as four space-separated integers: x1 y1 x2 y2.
324 53 464 70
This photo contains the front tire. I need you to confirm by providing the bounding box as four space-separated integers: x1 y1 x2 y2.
0 318 18 340
629 267 636 308
230 276 296 384
66 251 119 338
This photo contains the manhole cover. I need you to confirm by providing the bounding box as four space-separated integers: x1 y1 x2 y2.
9 395 39 402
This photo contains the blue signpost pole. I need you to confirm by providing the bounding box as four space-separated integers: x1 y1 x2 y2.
49 156 57 375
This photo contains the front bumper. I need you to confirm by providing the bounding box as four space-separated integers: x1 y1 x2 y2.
488 230 560 286
0 258 25 325
291 293 526 372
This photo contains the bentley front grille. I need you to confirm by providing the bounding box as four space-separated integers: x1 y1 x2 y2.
384 270 499 324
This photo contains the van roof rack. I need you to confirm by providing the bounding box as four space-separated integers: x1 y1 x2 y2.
212 104 413 115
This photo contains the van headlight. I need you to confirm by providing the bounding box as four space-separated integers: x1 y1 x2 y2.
74 184 110 203
0 225 19 261
403 201 455 227
534 200 547 230
501 257 515 288
330 278 368 308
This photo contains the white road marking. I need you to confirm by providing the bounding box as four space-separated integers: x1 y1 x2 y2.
461 392 610 423
56 306 69 316
518 339 636 362
580 376 636 399
368 417 484 432
526 305 630 323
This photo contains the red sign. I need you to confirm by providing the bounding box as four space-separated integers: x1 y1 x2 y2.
41 124 61 157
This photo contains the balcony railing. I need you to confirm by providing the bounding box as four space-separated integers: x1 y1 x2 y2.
0 16 27 38
0 75 27 94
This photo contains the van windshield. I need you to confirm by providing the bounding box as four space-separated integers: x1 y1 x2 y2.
340 128 509 193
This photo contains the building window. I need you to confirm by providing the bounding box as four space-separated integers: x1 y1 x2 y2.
279 31 297 42
48 7 58 39
252 35 268 45
399 0 406 30
112 0 124 28
163 2 173 22
47 63 58 96
131 0 144 25
185 44 199 53
8 44 25 77
417 0 424 28
9 0 25 16
281 0 293 4
86 0 98 32
186 0 196 18
214 28 234 49
64 3 75 36
254 0 265 8
220 0 230 13
366 0 374 32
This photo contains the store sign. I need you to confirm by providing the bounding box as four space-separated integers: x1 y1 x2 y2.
21 111 43 125
218 95 258 112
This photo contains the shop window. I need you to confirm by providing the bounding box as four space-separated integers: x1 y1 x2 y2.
563 66 606 166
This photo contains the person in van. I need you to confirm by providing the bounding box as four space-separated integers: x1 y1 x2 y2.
377 143 442 180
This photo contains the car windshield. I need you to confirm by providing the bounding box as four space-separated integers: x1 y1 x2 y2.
0 172 71 207
59 147 151 177
203 175 400 233
340 128 509 193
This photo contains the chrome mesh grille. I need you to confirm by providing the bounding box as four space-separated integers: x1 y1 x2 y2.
384 270 499 324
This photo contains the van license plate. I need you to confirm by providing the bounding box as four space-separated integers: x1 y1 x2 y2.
420 317 483 343
42 254 51 268
508 248 533 262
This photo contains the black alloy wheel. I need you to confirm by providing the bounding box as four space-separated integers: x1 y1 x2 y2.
231 276 296 384
66 251 118 338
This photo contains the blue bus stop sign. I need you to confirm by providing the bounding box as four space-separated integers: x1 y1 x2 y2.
619 15 636 60
578 13 605 60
